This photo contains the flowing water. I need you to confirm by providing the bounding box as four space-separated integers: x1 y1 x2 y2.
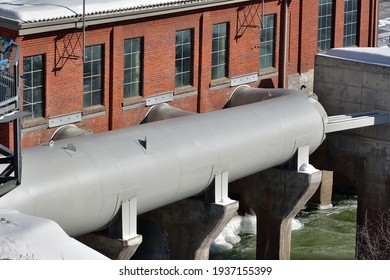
210 195 357 260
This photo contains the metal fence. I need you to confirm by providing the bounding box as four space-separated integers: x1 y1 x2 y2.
0 56 18 115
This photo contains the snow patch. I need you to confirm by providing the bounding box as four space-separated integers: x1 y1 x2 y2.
0 0 205 22
0 209 108 260
299 163 319 174
320 47 390 67
211 214 303 253
379 17 390 28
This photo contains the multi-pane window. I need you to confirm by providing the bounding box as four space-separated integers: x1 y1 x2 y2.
260 14 275 69
23 55 44 120
344 0 359 47
124 38 142 98
175 29 193 88
83 45 103 107
212 23 228 80
318 0 334 52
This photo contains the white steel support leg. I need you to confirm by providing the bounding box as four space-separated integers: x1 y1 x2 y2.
297 145 310 172
215 171 233 205
122 197 137 240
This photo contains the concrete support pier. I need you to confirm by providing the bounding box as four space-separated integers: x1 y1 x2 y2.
308 170 333 209
230 168 322 260
138 198 239 260
76 233 142 260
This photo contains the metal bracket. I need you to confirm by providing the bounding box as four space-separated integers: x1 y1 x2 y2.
297 145 310 172
230 73 258 87
48 112 81 128
325 110 390 133
122 197 138 240
146 92 174 106
214 171 234 205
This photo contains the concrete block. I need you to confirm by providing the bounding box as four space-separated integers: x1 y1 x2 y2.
309 170 333 208
339 85 362 104
76 233 143 260
358 125 390 142
319 65 343 84
341 70 363 87
361 88 390 110
362 71 390 91
346 60 364 72
288 70 314 92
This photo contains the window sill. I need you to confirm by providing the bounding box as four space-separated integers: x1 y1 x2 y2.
82 105 106 116
122 96 146 107
174 85 197 96
22 117 48 129
210 77 230 88
259 67 278 78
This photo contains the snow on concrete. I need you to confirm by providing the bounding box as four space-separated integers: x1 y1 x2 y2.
320 47 390 67
0 0 208 23
379 17 390 28
0 209 109 260
299 163 319 174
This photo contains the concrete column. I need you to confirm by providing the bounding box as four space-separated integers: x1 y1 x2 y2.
313 133 390 259
309 170 333 209
76 233 143 260
230 168 322 260
138 198 239 260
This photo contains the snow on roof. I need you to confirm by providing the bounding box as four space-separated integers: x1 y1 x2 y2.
0 209 109 260
0 0 211 23
320 47 390 67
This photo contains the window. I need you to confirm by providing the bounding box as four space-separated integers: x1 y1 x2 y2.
83 45 103 107
175 29 193 88
23 55 44 120
344 0 359 47
318 0 334 52
212 23 228 80
124 38 143 99
260 14 275 69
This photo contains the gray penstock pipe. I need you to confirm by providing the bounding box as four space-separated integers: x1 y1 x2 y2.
0 92 327 236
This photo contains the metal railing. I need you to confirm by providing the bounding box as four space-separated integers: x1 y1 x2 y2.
0 37 22 196
0 65 17 108
0 37 19 115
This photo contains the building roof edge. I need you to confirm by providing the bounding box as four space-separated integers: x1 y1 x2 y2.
3 0 250 36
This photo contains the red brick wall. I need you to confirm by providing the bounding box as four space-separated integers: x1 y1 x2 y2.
298 0 319 73
0 0 378 148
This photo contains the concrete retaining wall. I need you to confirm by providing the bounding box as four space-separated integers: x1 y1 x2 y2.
313 52 390 259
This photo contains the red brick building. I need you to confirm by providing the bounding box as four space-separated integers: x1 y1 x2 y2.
0 0 379 148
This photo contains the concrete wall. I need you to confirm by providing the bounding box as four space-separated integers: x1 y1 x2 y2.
313 53 390 259
315 55 390 120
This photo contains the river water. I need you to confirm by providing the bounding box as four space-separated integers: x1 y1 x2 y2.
210 195 357 260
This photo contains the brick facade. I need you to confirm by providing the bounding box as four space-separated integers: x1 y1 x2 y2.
0 0 379 148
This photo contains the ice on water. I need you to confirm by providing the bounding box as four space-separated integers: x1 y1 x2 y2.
211 214 303 253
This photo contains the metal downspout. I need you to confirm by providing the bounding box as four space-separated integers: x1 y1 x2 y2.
83 0 86 61
373 0 379 47
283 0 288 89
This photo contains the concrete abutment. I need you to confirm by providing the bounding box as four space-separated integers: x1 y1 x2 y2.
230 168 322 260
314 51 390 259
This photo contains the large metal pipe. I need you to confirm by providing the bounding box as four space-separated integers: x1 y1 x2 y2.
142 103 197 123
0 93 327 237
226 85 302 107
